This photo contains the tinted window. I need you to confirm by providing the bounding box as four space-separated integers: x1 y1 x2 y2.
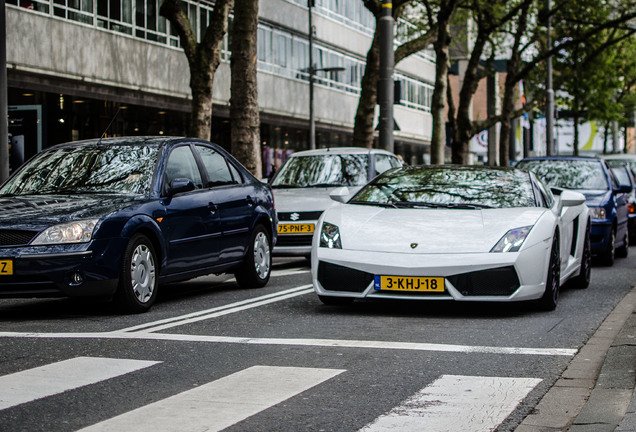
611 167 631 187
271 153 369 187
374 154 400 176
196 145 235 186
0 144 159 195
164 146 203 189
517 160 609 190
351 166 536 209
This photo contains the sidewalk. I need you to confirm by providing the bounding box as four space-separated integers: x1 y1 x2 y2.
515 286 636 432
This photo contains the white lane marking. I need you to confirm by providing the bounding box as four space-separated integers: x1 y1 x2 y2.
0 332 577 356
360 374 542 432
0 357 160 411
117 285 313 333
78 365 345 432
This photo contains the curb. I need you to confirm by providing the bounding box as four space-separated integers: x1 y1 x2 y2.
515 286 636 431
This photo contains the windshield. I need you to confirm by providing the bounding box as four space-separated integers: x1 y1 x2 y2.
350 166 536 209
0 144 159 196
517 159 608 190
271 153 368 187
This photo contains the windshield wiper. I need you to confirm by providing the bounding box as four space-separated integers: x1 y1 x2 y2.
271 184 303 189
349 200 397 208
308 183 345 188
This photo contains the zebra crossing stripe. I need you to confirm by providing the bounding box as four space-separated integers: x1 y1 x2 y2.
0 357 160 411
78 365 345 432
359 374 542 432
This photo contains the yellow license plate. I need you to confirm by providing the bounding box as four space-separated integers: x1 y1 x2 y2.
0 260 13 275
278 223 315 234
375 275 444 292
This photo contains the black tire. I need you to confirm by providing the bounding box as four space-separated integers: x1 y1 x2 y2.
571 225 591 289
235 224 272 288
539 238 561 311
600 227 616 266
617 229 629 258
318 295 354 306
115 234 158 313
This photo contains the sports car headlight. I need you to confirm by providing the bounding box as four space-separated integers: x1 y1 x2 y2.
31 219 99 245
490 226 532 253
319 222 342 249
589 207 606 219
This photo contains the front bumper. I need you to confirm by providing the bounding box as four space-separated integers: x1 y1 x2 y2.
0 238 125 298
590 220 612 253
312 240 551 302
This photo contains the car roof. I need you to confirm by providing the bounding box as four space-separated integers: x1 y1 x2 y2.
46 136 202 150
600 153 636 161
286 147 396 157
518 155 602 162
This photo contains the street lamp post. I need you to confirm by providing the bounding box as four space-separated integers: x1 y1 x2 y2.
545 0 555 156
308 1 344 149
378 0 394 152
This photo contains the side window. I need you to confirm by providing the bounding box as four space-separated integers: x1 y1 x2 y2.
374 154 396 175
196 145 235 186
164 146 203 190
534 178 553 208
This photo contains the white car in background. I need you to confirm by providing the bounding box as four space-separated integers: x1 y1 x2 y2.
270 147 402 257
312 165 591 311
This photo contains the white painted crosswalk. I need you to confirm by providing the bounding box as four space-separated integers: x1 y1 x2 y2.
0 357 160 410
0 356 545 431
78 365 345 432
359 374 542 432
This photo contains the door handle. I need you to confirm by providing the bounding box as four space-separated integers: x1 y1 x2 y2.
208 202 218 212
246 195 255 205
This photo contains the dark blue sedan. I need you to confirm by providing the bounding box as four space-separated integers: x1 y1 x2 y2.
0 137 277 312
517 156 630 266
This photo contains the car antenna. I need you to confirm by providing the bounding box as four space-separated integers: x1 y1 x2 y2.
97 107 121 144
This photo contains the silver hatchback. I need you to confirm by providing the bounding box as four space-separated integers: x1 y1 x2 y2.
270 147 402 257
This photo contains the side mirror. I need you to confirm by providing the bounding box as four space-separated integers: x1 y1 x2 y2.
615 184 632 194
560 189 586 207
169 178 196 196
329 186 351 203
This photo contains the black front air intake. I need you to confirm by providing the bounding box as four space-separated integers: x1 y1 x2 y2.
318 261 374 293
447 266 520 296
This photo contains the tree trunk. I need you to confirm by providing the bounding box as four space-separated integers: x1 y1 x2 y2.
353 32 380 148
160 0 233 141
230 0 261 176
430 12 452 164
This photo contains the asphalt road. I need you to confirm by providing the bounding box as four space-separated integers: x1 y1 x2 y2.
0 251 634 432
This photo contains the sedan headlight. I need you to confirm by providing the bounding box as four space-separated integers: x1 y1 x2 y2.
589 207 607 219
31 219 99 245
491 226 532 253
319 222 342 249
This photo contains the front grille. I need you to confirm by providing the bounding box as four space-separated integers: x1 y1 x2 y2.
318 261 373 293
447 266 520 296
276 234 314 247
278 211 323 222
0 230 39 246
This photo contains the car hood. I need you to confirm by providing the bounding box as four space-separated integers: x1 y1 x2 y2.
322 205 547 254
0 194 145 231
580 190 611 207
273 187 362 213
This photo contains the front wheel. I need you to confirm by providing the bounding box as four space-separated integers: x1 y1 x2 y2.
115 234 158 313
616 229 629 258
600 227 616 266
235 225 271 288
538 238 561 311
571 225 591 289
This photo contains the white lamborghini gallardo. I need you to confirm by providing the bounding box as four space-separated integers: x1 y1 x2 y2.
312 165 591 311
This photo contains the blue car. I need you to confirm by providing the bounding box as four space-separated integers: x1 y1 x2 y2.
517 156 630 266
0 137 277 312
